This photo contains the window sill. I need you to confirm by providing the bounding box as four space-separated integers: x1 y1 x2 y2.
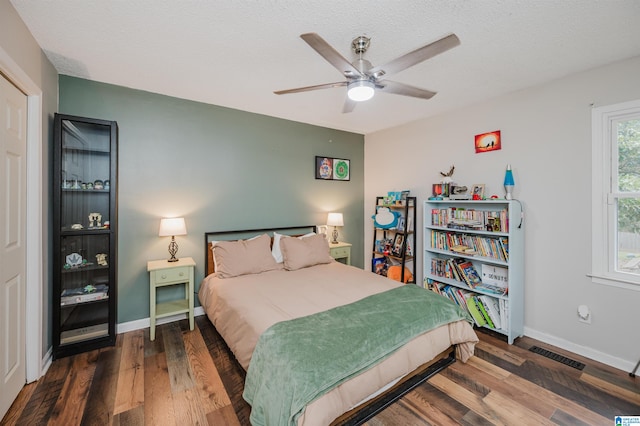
588 273 640 291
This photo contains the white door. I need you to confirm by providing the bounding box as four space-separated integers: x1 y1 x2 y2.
0 74 28 419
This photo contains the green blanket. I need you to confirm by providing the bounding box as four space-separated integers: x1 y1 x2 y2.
242 284 472 426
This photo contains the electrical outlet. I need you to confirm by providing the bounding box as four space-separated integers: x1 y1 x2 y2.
577 305 591 324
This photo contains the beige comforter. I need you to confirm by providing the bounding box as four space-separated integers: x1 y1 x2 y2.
198 261 478 426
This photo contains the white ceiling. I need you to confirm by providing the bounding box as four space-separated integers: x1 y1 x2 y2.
10 0 640 134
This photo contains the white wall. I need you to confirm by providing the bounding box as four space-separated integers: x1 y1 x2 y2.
364 55 640 371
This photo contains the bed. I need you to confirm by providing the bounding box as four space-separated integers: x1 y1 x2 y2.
198 226 478 426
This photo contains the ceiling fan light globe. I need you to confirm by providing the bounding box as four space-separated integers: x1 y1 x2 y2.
347 80 375 102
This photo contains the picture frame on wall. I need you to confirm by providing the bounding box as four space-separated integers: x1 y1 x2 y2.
333 158 350 181
474 130 502 153
315 156 333 180
315 156 350 181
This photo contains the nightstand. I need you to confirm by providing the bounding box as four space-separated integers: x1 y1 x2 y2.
147 257 195 341
329 242 352 265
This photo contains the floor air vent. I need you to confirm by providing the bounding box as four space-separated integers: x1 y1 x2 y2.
529 346 585 370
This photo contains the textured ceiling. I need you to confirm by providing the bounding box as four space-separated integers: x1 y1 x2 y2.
10 0 640 134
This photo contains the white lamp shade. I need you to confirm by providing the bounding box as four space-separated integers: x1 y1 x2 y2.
327 212 344 227
159 217 187 237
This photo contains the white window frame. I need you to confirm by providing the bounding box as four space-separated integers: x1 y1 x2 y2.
591 99 640 291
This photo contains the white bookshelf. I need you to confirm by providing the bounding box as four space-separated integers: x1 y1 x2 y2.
424 199 524 344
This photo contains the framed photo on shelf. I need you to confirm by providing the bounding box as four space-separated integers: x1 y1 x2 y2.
317 225 329 239
471 184 485 199
391 234 405 257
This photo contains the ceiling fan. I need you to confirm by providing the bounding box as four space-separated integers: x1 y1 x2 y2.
274 32 460 113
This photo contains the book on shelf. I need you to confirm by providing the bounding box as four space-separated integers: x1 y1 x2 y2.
474 296 495 329
473 282 508 296
478 295 502 330
450 244 478 255
499 298 509 332
61 284 108 306
396 215 405 232
455 260 482 289
425 278 444 295
431 207 509 232
406 216 413 232
372 257 386 275
499 237 509 260
60 323 109 345
405 235 413 256
465 294 487 327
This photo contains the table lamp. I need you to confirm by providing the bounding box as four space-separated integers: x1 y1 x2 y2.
504 164 515 200
327 212 344 244
159 217 187 262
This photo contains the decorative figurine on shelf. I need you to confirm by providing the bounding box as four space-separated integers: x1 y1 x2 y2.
96 253 108 266
88 212 102 228
65 252 83 268
93 180 104 190
440 165 455 183
430 165 457 200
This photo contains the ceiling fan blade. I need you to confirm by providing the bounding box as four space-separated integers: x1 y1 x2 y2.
369 33 460 78
376 80 437 99
342 98 356 113
274 81 347 95
300 33 363 78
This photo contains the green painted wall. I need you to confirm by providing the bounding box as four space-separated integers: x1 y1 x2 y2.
59 75 365 324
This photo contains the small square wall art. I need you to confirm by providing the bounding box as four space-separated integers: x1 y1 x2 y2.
475 130 501 153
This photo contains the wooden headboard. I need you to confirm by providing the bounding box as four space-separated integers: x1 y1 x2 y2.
204 225 317 277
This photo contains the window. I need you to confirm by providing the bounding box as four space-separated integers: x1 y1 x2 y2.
592 99 640 290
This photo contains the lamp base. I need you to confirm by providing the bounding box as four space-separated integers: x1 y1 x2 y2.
167 237 179 262
505 185 514 200
331 227 339 244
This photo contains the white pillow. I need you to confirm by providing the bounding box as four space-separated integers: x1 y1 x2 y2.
271 231 315 263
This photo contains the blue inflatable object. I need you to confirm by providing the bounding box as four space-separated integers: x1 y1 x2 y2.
372 207 400 229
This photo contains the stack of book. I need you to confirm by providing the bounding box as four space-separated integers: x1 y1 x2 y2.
61 284 108 306
430 207 509 232
430 230 509 262
430 257 482 289
425 278 508 331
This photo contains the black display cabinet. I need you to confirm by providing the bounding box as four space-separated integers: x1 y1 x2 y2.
52 114 118 359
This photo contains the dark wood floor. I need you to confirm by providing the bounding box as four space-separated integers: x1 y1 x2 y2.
2 315 639 425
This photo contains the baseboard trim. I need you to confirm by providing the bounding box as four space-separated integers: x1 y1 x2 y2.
116 307 206 334
523 326 634 373
38 307 206 380
36 347 52 383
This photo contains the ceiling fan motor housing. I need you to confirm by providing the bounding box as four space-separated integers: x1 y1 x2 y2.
351 35 371 54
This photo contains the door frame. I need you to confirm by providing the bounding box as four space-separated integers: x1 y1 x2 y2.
0 46 44 382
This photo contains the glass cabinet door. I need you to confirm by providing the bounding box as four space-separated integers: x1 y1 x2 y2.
53 114 117 358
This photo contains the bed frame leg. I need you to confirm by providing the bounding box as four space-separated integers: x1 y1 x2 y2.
337 348 457 426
